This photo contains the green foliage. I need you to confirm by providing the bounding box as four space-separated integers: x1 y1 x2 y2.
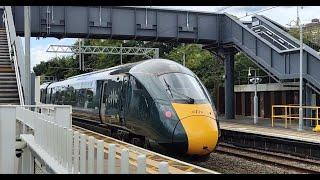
234 52 258 77
33 56 81 80
288 27 320 51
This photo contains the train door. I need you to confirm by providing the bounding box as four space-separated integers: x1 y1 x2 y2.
124 75 150 133
101 75 124 126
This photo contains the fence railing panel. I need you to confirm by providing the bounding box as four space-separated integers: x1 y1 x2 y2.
1 105 184 174
272 105 320 130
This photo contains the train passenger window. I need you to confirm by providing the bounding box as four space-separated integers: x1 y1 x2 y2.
47 88 52 104
60 89 66 105
69 88 76 106
75 89 80 107
54 90 60 104
130 76 143 90
78 89 86 108
86 89 94 109
40 89 45 103
64 87 72 105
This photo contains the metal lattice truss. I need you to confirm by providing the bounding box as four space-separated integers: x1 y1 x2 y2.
47 45 159 58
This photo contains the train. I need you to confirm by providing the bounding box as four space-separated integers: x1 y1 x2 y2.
40 59 220 156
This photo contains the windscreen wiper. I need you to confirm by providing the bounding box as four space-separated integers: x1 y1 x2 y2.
172 90 195 104
163 78 174 98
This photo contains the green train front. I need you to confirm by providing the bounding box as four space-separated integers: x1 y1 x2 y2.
127 60 219 155
41 59 219 156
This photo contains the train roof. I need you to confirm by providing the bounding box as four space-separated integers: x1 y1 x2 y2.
43 59 194 89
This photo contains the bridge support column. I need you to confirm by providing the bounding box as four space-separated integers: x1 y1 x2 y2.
224 51 235 119
24 6 31 105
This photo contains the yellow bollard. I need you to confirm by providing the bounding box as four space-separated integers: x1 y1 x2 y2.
313 125 320 132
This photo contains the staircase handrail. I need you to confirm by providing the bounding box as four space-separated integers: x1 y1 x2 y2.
224 13 302 54
2 6 24 105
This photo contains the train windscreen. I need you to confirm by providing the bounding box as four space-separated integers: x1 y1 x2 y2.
158 73 209 104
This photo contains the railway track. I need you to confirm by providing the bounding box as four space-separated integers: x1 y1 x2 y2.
72 119 218 174
216 143 320 174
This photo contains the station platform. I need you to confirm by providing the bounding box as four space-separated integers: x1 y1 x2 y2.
219 115 320 144
218 115 320 160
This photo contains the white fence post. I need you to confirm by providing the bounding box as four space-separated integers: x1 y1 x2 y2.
136 155 146 174
53 123 59 160
62 127 67 168
21 147 33 174
33 113 39 145
58 125 63 163
73 131 80 174
49 122 54 157
120 149 129 174
79 134 87 174
44 120 49 153
108 144 116 174
158 162 169 174
0 106 16 174
67 129 73 173
87 136 94 174
96 140 104 174
38 116 43 147
45 120 50 151
54 106 72 128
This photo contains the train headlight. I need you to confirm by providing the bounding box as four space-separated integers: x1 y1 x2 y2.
164 110 172 119
159 104 176 120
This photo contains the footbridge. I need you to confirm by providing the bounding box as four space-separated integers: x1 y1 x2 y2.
2 6 320 119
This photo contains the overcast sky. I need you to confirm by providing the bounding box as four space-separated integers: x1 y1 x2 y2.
28 6 320 70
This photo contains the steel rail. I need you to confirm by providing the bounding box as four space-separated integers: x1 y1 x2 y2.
216 143 320 174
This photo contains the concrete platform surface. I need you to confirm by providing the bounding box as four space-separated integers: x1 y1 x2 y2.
219 115 320 144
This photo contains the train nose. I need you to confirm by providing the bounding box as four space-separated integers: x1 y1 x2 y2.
175 116 219 155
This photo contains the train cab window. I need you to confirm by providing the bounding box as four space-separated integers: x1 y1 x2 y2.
85 89 94 109
159 73 209 104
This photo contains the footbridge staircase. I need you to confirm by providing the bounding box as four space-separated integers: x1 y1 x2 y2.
221 14 320 93
0 7 25 105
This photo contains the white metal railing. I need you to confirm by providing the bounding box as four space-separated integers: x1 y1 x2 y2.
0 105 172 174
2 6 25 105
252 25 297 49
16 105 72 130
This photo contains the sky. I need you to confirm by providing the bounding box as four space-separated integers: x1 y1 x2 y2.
26 6 320 71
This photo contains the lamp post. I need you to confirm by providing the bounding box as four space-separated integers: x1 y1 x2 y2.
286 6 304 131
248 67 261 124
297 6 304 131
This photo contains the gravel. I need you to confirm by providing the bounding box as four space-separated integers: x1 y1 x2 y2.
182 152 302 174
